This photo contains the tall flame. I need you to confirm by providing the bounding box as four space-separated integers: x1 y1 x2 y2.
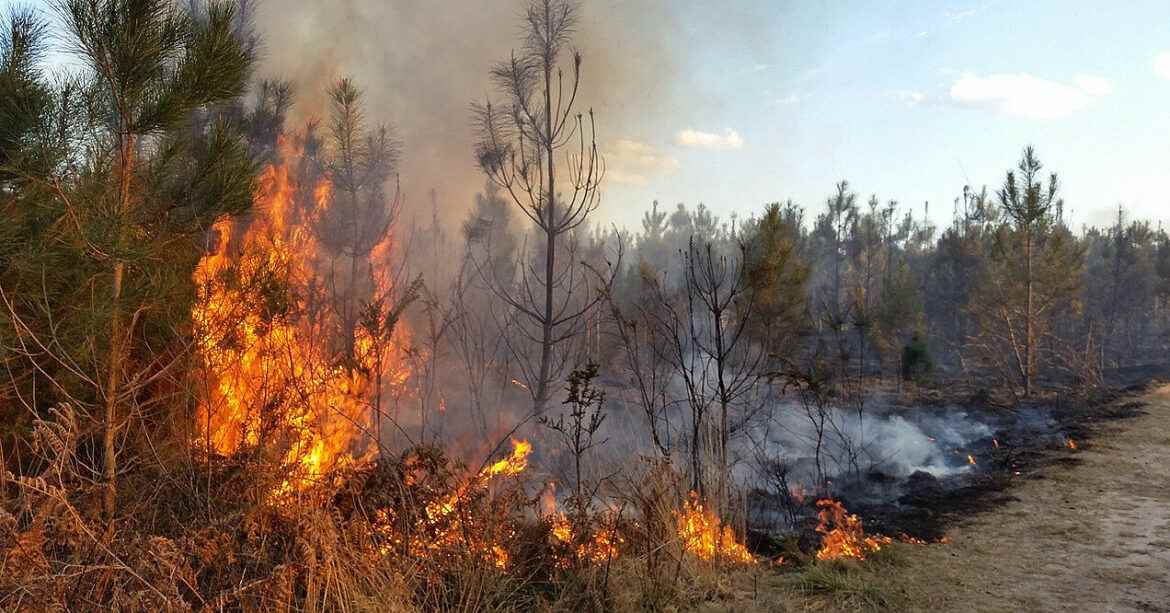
192 137 408 491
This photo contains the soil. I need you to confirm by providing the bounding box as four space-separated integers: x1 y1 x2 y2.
712 381 1170 612
855 383 1170 612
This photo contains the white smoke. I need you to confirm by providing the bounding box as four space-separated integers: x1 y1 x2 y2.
752 401 993 487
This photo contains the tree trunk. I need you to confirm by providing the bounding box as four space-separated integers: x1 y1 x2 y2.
1024 228 1034 397
104 134 135 525
535 25 557 414
103 261 123 525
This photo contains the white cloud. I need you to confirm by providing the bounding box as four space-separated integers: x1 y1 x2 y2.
1154 52 1170 80
775 94 801 105
1074 74 1113 96
674 128 744 151
605 139 679 186
947 72 1111 120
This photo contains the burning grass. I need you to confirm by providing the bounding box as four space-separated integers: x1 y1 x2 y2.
675 492 756 564
0 404 772 611
815 500 893 562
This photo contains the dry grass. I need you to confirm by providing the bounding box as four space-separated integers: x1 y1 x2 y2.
0 408 787 612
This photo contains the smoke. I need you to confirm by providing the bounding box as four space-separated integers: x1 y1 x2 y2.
250 0 679 229
752 402 994 489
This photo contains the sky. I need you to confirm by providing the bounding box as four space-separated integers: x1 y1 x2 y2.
595 0 1170 232
16 0 1170 233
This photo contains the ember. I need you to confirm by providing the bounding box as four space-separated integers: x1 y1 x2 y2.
898 533 927 545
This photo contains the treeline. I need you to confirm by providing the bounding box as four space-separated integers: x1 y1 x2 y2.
577 150 1170 400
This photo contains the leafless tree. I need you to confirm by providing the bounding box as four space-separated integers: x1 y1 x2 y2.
472 0 611 412
626 238 767 512
606 267 675 458
451 201 521 436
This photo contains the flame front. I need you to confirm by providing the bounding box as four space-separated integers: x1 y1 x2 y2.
549 511 624 565
814 499 892 561
376 438 534 569
192 137 408 492
675 492 754 563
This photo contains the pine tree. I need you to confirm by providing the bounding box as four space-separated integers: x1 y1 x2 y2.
8 0 254 522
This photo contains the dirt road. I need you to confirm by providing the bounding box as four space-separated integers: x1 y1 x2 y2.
892 384 1170 612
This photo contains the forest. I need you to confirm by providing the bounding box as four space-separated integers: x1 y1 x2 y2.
2 1 1169 611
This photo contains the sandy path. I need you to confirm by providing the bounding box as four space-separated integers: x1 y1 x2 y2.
898 385 1170 612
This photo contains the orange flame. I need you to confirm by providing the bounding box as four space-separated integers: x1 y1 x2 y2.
483 439 532 478
377 439 533 569
675 492 755 564
898 532 927 545
814 499 891 561
1066 438 1078 450
191 137 409 492
967 454 977 465
549 511 624 564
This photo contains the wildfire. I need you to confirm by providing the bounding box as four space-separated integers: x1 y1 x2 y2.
377 439 533 569
549 512 624 565
675 492 755 564
898 533 927 545
191 136 409 492
814 499 891 561
483 439 532 477
967 454 977 465
1066 438 1078 450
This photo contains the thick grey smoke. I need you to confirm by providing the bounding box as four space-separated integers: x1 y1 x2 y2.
251 0 679 228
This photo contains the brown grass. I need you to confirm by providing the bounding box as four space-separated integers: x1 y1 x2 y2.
1 407 791 612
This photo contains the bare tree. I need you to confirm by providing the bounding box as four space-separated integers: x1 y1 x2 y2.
606 268 675 458
473 0 610 412
451 185 519 435
539 362 607 523
629 238 766 511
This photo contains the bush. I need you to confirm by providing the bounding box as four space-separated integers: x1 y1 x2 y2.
901 334 933 382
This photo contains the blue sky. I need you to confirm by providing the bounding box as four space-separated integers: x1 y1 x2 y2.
596 0 1170 231
15 0 1170 233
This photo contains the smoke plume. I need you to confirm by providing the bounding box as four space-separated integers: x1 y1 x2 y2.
250 0 679 228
